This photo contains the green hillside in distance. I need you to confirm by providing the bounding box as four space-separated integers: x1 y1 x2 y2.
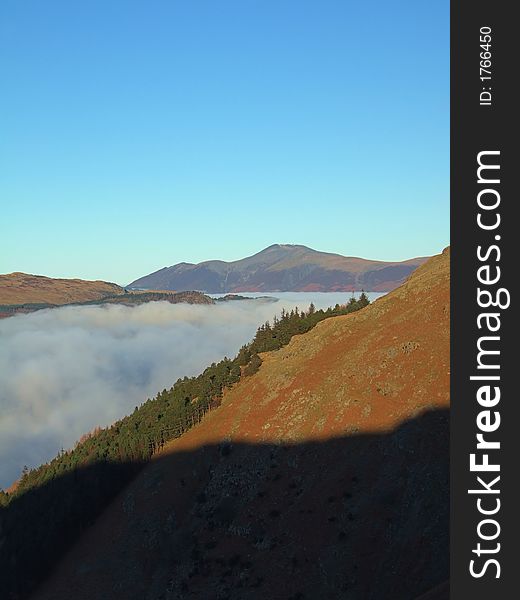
0 290 218 319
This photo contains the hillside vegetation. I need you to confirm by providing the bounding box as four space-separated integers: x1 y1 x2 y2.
0 289 215 318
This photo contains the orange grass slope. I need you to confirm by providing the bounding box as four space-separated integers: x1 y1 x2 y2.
179 245 450 448
0 272 124 305
33 247 450 600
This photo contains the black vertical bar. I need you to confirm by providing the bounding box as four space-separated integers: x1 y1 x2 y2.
451 1 517 597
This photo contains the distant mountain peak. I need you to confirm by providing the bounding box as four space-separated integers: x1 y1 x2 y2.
265 243 309 249
128 245 429 293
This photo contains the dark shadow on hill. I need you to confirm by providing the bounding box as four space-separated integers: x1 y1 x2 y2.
0 409 449 600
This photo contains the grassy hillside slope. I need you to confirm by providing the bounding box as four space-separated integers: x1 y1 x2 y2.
0 272 124 305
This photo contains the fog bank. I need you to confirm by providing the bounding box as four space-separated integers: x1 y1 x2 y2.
0 293 383 488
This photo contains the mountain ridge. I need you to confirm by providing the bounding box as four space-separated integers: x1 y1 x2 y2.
128 244 429 293
0 272 124 306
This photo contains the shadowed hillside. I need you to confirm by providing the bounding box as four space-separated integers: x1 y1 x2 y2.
4 412 448 600
1 248 449 599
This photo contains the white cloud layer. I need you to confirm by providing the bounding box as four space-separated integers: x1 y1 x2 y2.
0 292 383 488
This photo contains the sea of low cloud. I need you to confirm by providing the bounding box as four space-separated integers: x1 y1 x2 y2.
0 292 383 488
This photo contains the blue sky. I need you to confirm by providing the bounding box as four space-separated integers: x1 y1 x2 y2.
0 1 449 285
